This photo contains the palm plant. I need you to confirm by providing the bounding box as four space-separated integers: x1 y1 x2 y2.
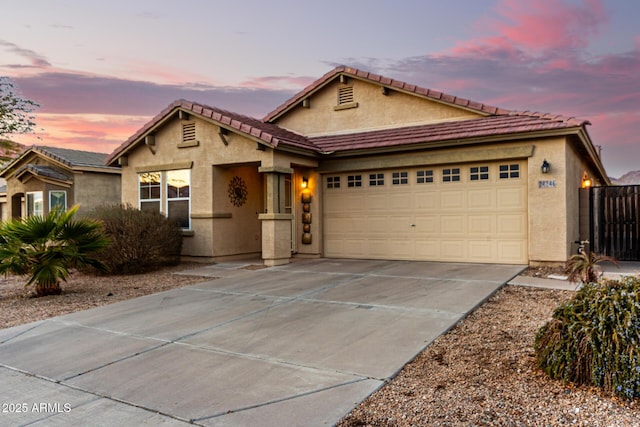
0 205 109 296
564 251 618 284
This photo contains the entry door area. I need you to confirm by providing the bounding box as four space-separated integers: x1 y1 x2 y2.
323 161 528 264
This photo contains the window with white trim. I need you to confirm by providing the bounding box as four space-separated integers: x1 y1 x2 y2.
392 171 408 185
26 191 43 216
138 170 191 229
499 164 520 179
443 168 461 182
139 172 161 213
49 190 67 212
417 170 434 183
369 173 384 186
470 166 489 181
166 170 191 229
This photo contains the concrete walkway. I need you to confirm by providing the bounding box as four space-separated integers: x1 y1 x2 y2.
508 261 640 291
0 259 525 426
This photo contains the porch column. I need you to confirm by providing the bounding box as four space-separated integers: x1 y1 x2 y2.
258 166 293 266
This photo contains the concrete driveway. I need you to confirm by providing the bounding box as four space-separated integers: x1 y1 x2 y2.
0 259 524 426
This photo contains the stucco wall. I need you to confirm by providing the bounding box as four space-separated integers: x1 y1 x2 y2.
119 114 315 260
73 172 120 215
273 78 480 136
527 137 571 263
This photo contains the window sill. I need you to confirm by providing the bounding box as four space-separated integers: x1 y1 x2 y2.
178 140 199 148
333 102 359 111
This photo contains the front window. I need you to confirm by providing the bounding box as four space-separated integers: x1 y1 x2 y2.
166 170 191 229
26 191 43 216
49 190 67 212
139 172 161 213
139 170 191 229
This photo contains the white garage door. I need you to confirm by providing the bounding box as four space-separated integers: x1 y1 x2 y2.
323 161 528 264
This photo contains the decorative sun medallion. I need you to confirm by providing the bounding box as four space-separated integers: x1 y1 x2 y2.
228 176 248 207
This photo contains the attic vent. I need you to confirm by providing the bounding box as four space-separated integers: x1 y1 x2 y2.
338 86 354 105
334 86 358 111
178 122 199 148
182 123 196 142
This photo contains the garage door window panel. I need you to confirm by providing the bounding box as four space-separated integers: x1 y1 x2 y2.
347 175 362 188
443 168 461 182
499 164 520 179
327 176 341 189
417 170 434 184
369 173 384 186
470 166 489 181
392 171 408 185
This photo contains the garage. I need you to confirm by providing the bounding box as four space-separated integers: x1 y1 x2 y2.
323 161 528 264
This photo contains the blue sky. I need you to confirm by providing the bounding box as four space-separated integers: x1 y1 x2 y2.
1 0 639 177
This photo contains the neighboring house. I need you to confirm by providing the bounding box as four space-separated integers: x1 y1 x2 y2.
106 66 609 266
0 146 121 220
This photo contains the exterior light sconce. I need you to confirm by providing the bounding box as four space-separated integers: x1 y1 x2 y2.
541 159 550 174
301 176 309 189
582 172 592 188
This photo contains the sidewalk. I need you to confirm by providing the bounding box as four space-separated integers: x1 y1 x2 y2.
508 261 640 291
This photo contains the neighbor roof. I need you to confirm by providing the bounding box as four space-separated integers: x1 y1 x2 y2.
0 145 119 178
15 164 71 182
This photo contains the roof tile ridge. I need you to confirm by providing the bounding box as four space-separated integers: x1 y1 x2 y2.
509 110 588 126
34 146 73 167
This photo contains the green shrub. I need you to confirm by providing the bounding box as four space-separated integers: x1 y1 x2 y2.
0 205 109 296
90 204 183 274
535 276 640 399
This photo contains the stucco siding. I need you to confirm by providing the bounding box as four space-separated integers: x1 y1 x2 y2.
73 172 120 214
273 79 481 136
527 137 569 263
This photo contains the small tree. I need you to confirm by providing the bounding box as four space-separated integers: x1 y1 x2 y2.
0 206 109 296
0 76 38 138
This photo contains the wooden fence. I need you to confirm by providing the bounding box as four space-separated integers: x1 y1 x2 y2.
591 185 640 261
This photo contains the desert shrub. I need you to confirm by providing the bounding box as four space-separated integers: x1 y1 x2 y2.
90 204 183 274
0 206 109 296
565 251 618 284
535 275 640 399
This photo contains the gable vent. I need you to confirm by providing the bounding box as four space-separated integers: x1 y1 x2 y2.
182 122 196 142
338 86 354 105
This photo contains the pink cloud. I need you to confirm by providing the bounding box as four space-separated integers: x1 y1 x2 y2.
10 114 151 154
453 0 607 58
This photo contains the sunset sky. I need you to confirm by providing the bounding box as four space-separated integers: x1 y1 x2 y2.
1 0 638 178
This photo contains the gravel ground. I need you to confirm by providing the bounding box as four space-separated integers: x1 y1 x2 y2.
2 265 639 425
338 285 640 427
0 264 209 329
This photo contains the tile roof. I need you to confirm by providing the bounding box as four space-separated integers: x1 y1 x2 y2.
263 65 510 122
106 67 593 163
308 113 590 153
106 100 314 164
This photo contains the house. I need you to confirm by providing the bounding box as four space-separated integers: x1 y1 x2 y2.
0 146 121 220
106 66 609 266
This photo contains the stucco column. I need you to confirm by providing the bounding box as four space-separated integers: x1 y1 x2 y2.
258 167 293 266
